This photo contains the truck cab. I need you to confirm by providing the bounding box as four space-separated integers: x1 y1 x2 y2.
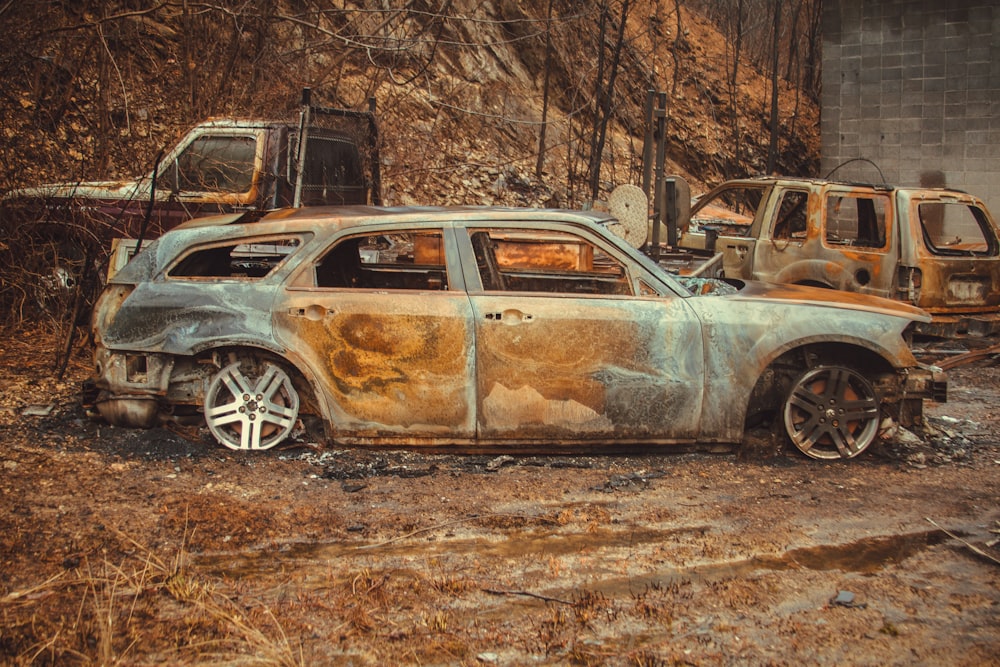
5 117 375 240
0 92 380 319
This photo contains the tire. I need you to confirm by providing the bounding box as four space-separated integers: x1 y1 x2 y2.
782 365 880 460
204 357 300 450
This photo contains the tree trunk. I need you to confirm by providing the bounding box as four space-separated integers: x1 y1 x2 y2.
766 0 783 174
535 0 555 179
587 1 609 200
589 0 630 201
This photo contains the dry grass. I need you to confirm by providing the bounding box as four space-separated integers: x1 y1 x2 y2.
0 528 304 666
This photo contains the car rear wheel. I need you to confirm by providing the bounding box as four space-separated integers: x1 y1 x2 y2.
204 358 300 450
782 366 880 460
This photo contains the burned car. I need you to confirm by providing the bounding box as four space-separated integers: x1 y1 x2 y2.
90 206 945 460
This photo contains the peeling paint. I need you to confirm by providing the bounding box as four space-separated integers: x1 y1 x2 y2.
481 383 613 431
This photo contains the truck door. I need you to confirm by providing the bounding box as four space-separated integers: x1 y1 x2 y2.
153 129 265 234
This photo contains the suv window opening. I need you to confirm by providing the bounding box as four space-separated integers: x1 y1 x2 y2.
823 193 889 250
918 201 998 257
771 190 809 240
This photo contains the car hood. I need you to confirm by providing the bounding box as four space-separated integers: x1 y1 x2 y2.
5 179 147 202
727 279 931 323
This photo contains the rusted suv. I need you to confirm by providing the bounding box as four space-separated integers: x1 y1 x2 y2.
677 177 1000 337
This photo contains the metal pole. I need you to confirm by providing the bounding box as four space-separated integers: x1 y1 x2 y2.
651 92 667 260
293 88 312 208
640 90 655 252
367 97 381 205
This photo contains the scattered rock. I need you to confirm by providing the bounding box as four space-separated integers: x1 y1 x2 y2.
486 455 515 471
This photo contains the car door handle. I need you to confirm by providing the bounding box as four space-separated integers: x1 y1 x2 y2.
485 309 534 323
289 305 332 321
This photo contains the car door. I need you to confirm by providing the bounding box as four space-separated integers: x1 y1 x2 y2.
812 187 897 298
277 226 477 443
458 223 705 445
150 129 266 235
687 182 769 280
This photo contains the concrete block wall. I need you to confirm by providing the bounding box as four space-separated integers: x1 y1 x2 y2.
821 0 1000 212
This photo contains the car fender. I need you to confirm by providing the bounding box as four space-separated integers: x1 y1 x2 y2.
770 259 844 290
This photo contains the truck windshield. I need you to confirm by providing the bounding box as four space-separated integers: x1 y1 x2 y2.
171 135 257 193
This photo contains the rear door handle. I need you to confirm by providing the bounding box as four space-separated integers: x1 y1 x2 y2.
484 309 533 323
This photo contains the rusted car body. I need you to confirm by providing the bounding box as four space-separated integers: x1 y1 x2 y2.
678 177 1000 337
90 206 945 460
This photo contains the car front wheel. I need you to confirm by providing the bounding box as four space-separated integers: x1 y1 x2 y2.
782 365 880 460
204 357 300 450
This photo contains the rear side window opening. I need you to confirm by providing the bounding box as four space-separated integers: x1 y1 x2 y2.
823 193 889 250
168 236 304 279
918 201 998 257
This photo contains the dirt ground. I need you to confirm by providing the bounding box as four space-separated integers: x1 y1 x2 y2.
1 331 998 666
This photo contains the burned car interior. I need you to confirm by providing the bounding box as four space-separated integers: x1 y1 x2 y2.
168 237 303 279
315 232 450 291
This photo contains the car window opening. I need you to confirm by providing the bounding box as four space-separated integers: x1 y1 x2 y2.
824 194 888 249
316 231 449 290
168 237 300 279
771 190 809 240
470 229 632 296
919 202 997 256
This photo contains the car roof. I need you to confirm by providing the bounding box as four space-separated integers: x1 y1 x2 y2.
713 175 976 198
255 205 618 232
111 206 632 286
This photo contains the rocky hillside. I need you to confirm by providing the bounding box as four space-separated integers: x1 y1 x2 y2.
0 1 819 208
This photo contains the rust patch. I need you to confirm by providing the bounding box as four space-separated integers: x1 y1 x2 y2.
279 298 475 435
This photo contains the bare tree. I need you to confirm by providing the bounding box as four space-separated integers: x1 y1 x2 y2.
725 0 745 177
766 0 782 173
588 0 631 202
535 0 555 178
